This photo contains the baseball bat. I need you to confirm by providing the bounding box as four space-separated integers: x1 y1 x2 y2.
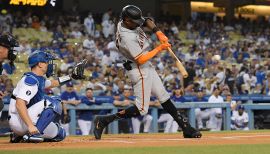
167 47 188 78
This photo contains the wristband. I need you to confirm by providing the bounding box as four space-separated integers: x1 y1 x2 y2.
58 75 72 86
152 27 160 33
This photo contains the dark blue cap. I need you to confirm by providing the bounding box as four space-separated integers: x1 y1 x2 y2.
113 91 120 96
238 105 244 110
66 81 73 87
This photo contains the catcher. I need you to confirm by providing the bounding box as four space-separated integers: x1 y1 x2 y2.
8 50 86 143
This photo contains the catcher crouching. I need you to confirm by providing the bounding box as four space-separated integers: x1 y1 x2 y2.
8 50 87 143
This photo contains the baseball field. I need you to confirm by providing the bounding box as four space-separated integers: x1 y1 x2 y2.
1 130 270 154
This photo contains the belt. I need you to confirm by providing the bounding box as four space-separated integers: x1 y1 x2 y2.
123 60 133 71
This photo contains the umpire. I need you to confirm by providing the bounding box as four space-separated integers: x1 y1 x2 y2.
0 34 19 112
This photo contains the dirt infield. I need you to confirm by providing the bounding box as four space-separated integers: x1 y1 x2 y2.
1 131 270 150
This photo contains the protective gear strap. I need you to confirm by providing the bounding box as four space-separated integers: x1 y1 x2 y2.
58 75 72 86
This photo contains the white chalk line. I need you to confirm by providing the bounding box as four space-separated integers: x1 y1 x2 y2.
100 134 270 143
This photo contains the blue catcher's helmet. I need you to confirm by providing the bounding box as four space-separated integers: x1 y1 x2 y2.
28 50 56 77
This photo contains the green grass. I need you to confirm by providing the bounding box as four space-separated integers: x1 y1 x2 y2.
1 144 270 154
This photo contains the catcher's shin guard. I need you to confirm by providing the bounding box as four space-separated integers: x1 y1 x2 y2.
93 115 111 139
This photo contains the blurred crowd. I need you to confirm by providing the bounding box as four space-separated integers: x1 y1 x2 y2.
0 7 270 104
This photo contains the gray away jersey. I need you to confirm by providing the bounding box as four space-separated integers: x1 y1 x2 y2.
116 21 150 62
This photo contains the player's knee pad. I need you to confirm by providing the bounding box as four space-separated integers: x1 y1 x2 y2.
45 96 62 115
51 124 66 142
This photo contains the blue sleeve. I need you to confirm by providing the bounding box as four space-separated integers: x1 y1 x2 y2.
61 92 68 100
73 92 80 100
182 97 188 102
81 96 94 105
95 99 103 105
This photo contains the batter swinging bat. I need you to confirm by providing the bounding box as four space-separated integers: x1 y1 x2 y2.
167 47 188 78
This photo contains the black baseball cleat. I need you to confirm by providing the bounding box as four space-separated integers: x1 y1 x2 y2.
10 132 23 143
183 126 202 138
93 116 109 140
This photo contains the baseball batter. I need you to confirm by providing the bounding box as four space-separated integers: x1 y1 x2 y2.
93 5 201 139
8 50 86 143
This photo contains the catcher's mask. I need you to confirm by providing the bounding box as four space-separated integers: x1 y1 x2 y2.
121 5 145 27
28 50 56 77
0 34 19 65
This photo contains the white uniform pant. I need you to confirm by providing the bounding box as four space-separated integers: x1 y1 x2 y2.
231 124 249 130
195 108 222 131
128 63 170 115
170 121 179 133
158 113 174 133
8 99 58 139
78 119 92 135
131 114 153 134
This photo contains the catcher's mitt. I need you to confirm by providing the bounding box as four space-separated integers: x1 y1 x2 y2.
71 59 87 80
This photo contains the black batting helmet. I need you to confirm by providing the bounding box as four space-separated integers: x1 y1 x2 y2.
121 5 145 26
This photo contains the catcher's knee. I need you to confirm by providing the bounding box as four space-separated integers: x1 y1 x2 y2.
45 96 62 115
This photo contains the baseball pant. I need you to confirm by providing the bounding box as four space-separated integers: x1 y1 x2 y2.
9 99 58 138
78 119 92 135
195 108 211 129
131 114 153 134
209 108 222 131
128 63 170 115
170 121 179 133
157 113 174 133
231 124 249 131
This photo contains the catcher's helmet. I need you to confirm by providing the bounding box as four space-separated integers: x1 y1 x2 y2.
28 50 56 77
121 5 145 26
0 34 19 62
